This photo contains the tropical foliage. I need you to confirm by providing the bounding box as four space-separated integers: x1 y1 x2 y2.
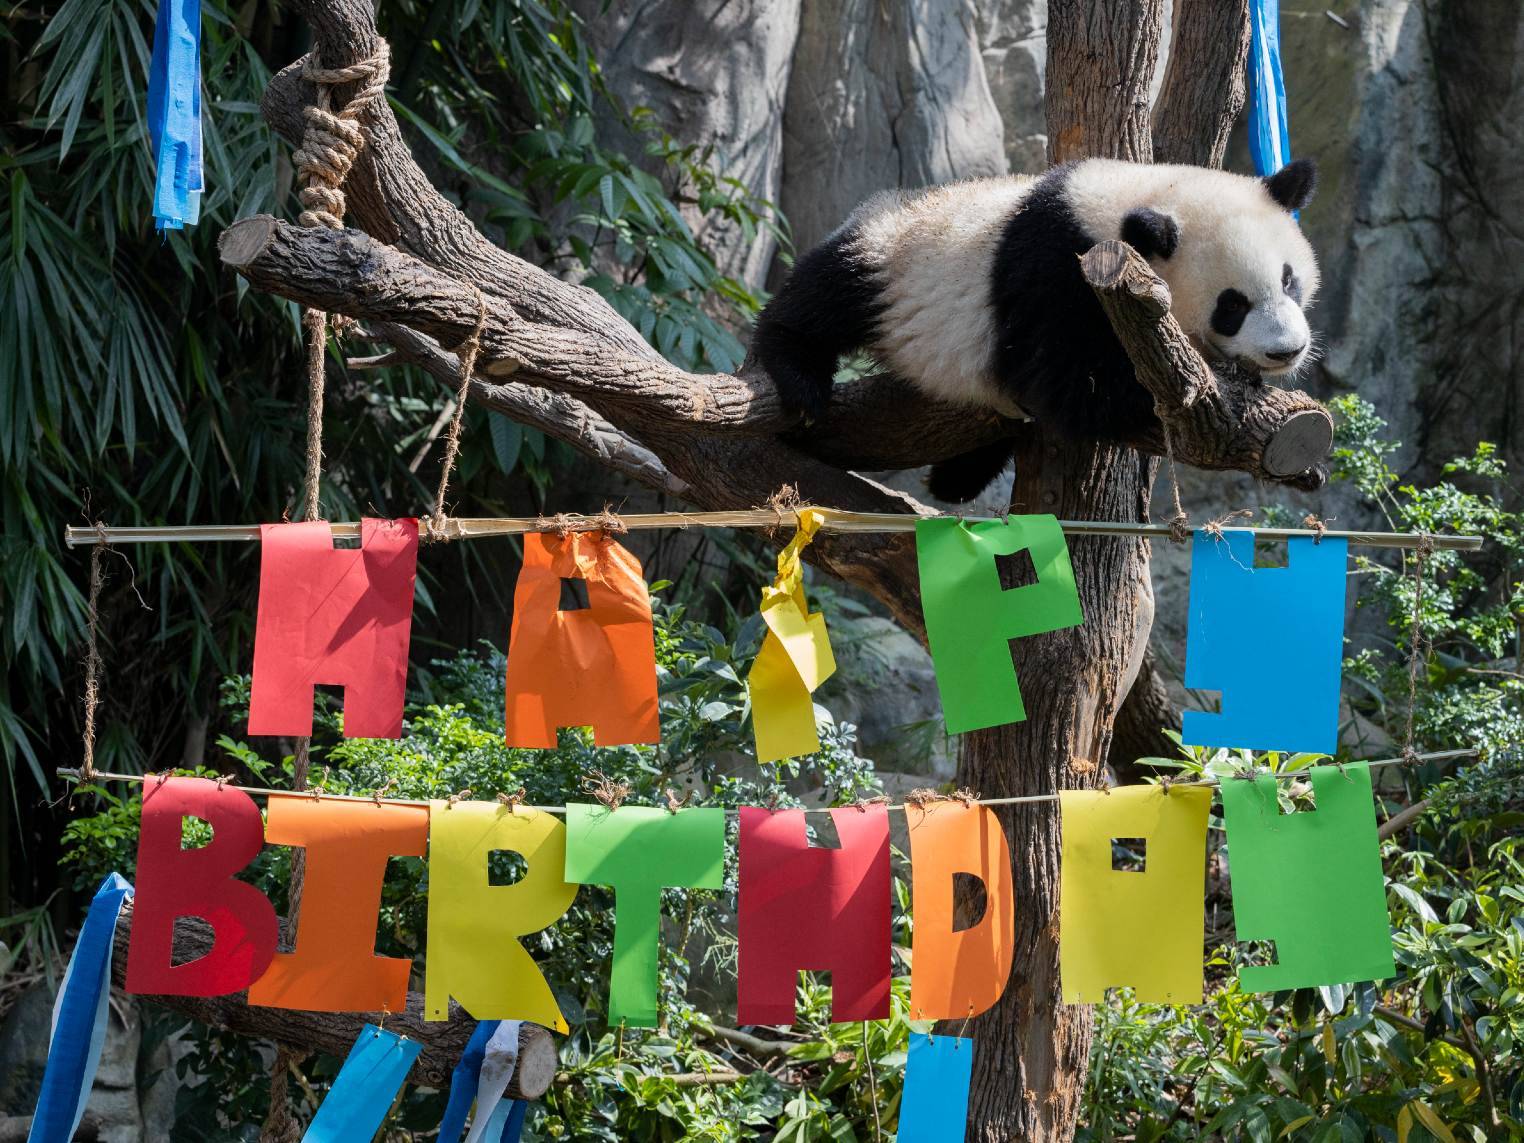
1 0 776 899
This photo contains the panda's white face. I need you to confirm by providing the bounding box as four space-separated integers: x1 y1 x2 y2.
1163 214 1318 377
1067 159 1321 378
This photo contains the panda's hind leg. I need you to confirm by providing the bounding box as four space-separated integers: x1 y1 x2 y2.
751 229 885 425
927 439 1016 504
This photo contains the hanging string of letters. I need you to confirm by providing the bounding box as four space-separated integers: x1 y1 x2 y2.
53 508 1476 1143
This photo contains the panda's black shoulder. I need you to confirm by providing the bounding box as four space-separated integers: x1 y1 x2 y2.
987 163 1149 438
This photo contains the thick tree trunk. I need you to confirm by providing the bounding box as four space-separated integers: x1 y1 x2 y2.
953 2 1246 1138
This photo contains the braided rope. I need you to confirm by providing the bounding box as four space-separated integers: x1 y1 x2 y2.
293 45 392 230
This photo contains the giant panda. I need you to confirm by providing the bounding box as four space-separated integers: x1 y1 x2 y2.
751 158 1320 501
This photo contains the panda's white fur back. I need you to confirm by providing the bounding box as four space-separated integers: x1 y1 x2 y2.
845 177 1039 413
839 161 1319 415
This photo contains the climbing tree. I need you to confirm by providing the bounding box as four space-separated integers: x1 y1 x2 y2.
129 0 1329 1138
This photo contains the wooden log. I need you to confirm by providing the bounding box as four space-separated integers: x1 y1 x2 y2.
108 901 558 1097
1082 240 1333 489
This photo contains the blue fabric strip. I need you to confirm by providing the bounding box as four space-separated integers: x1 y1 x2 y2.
28 873 134 1143
898 1032 973 1142
147 0 203 229
302 1025 422 1142
1247 0 1291 178
438 1020 501 1143
500 1099 528 1143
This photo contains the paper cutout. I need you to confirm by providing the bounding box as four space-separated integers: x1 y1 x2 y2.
737 806 890 1025
1219 764 1396 991
1182 531 1347 753
424 802 578 1031
906 803 1015 1021
249 518 420 739
438 1020 500 1143
29 873 134 1143
301 1024 422 1142
147 0 202 230
125 777 278 997
503 531 659 747
248 798 429 1013
916 516 1083 733
898 1033 973 1142
464 1020 523 1143
1059 785 1213 1004
564 805 726 1026
747 509 837 761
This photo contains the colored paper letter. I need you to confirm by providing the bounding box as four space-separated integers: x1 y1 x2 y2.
747 509 837 761
1059 785 1213 1004
737 806 890 1024
898 1033 973 1143
906 802 1014 1021
564 804 725 1026
125 777 278 996
249 518 419 739
1219 763 1396 991
503 531 659 747
424 802 578 1030
917 515 1083 733
248 798 429 1013
302 1024 422 1142
1181 531 1347 753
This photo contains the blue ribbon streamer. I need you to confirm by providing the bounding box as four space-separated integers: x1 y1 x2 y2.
147 0 203 230
28 873 134 1143
1247 0 1291 179
898 1032 974 1142
438 1020 501 1143
501 1099 528 1143
302 1024 422 1142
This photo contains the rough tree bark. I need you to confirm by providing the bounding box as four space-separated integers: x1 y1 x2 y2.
190 0 1296 1135
952 3 1254 1139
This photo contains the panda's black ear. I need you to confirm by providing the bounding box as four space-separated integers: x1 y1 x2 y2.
1264 158 1317 212
1120 208 1179 260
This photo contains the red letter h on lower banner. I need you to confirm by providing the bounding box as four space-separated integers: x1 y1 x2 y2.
737 806 891 1025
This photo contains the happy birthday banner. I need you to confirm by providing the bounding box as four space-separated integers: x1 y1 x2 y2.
45 511 1415 1141
96 511 1398 1030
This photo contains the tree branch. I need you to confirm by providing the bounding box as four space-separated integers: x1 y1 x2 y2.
352 321 688 495
1153 0 1251 167
1081 241 1332 488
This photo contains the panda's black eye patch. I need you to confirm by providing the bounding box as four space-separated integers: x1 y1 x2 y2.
1211 289 1251 336
1282 263 1303 304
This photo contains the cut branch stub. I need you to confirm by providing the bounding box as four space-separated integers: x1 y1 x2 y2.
1082 240 1333 489
109 902 557 1096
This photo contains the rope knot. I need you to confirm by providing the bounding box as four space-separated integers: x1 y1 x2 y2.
664 787 694 814
595 505 629 536
496 786 527 811
582 770 631 811
294 42 391 231
1200 508 1254 541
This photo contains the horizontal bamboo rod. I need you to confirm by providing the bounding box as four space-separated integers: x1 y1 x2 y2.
54 748 1478 812
64 510 1484 552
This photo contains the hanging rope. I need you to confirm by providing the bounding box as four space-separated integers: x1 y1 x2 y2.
79 532 109 786
290 41 392 522
1402 534 1435 765
1156 416 1192 545
426 288 490 539
259 1045 307 1143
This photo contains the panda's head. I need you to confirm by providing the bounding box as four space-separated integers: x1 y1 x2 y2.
1111 159 1321 377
